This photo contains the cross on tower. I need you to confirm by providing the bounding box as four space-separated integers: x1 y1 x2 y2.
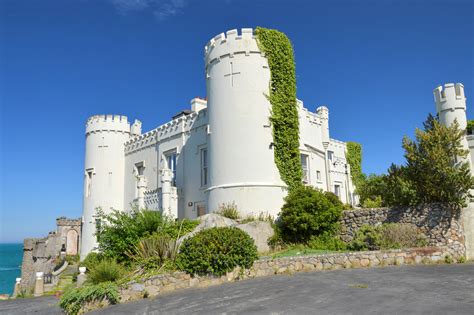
98 137 108 149
224 62 240 87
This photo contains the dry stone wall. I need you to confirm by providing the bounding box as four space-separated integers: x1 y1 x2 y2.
119 246 457 303
339 204 465 257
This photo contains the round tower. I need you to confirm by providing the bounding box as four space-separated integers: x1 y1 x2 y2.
80 115 140 259
433 83 470 166
434 83 467 129
205 28 286 217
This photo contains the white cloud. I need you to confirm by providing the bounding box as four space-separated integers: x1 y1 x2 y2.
108 0 188 19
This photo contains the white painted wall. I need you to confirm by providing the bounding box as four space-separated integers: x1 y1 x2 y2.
205 28 287 217
80 29 358 258
434 83 474 260
80 115 138 259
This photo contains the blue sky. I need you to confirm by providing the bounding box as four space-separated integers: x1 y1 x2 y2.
0 0 473 242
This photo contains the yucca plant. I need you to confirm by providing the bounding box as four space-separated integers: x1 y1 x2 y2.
87 258 124 284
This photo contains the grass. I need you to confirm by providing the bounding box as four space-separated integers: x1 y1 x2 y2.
270 247 335 259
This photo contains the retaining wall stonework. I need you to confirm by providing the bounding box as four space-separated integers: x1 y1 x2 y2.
119 247 457 303
339 204 465 258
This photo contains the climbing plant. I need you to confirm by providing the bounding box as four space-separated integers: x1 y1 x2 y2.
255 27 302 190
346 142 364 189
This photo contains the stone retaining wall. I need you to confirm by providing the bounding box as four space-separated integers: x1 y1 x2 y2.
119 246 458 303
339 204 465 257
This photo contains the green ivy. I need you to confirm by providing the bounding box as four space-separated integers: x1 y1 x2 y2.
255 27 302 191
467 120 474 135
346 142 364 188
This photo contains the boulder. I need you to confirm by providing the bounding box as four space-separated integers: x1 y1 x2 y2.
236 221 274 253
179 214 274 253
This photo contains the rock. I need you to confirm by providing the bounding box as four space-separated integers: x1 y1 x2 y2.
131 283 145 292
236 221 274 253
179 213 274 253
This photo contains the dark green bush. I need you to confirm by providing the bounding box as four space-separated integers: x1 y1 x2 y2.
59 282 119 315
177 227 258 276
349 225 382 251
87 258 125 284
278 186 343 243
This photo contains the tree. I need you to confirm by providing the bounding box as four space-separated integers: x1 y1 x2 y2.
357 174 386 206
401 115 474 208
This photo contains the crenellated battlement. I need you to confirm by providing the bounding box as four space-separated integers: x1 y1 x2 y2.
433 83 466 113
204 28 263 67
125 109 208 155
85 114 133 134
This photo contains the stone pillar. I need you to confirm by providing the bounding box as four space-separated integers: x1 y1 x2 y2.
137 176 147 210
77 267 87 287
463 204 474 260
34 272 44 297
12 278 21 297
161 169 174 217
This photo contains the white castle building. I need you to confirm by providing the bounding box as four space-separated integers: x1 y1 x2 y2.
80 28 357 258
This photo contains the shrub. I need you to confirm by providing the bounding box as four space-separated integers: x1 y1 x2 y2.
379 223 427 249
59 282 119 315
66 255 80 265
87 258 125 284
362 196 383 208
278 186 343 243
216 202 240 220
349 224 427 251
177 227 258 276
126 234 179 273
80 252 104 271
96 208 197 262
349 225 382 251
308 232 347 251
53 258 66 272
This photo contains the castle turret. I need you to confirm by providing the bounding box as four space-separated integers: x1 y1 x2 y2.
434 83 467 129
316 106 330 146
80 115 140 259
204 28 286 216
433 83 470 166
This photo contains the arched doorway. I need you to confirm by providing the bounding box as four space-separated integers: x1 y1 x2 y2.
66 229 79 256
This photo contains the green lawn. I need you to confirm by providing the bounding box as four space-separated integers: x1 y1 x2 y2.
269 248 336 259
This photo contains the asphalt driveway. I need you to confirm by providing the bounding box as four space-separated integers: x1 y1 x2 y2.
1 264 473 314
92 264 474 315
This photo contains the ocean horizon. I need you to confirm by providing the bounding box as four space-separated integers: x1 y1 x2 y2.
0 243 23 295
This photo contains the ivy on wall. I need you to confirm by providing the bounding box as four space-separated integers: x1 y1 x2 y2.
467 120 474 135
346 142 364 189
255 27 302 191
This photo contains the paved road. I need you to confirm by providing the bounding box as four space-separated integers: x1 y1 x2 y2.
92 264 474 315
1 264 473 314
0 296 61 315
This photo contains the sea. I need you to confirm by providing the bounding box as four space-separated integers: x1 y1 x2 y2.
0 243 23 295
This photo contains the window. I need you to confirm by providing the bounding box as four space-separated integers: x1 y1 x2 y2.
316 170 321 181
85 170 93 197
165 152 177 186
327 150 334 161
200 148 208 186
135 162 145 176
334 184 341 198
301 154 309 184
